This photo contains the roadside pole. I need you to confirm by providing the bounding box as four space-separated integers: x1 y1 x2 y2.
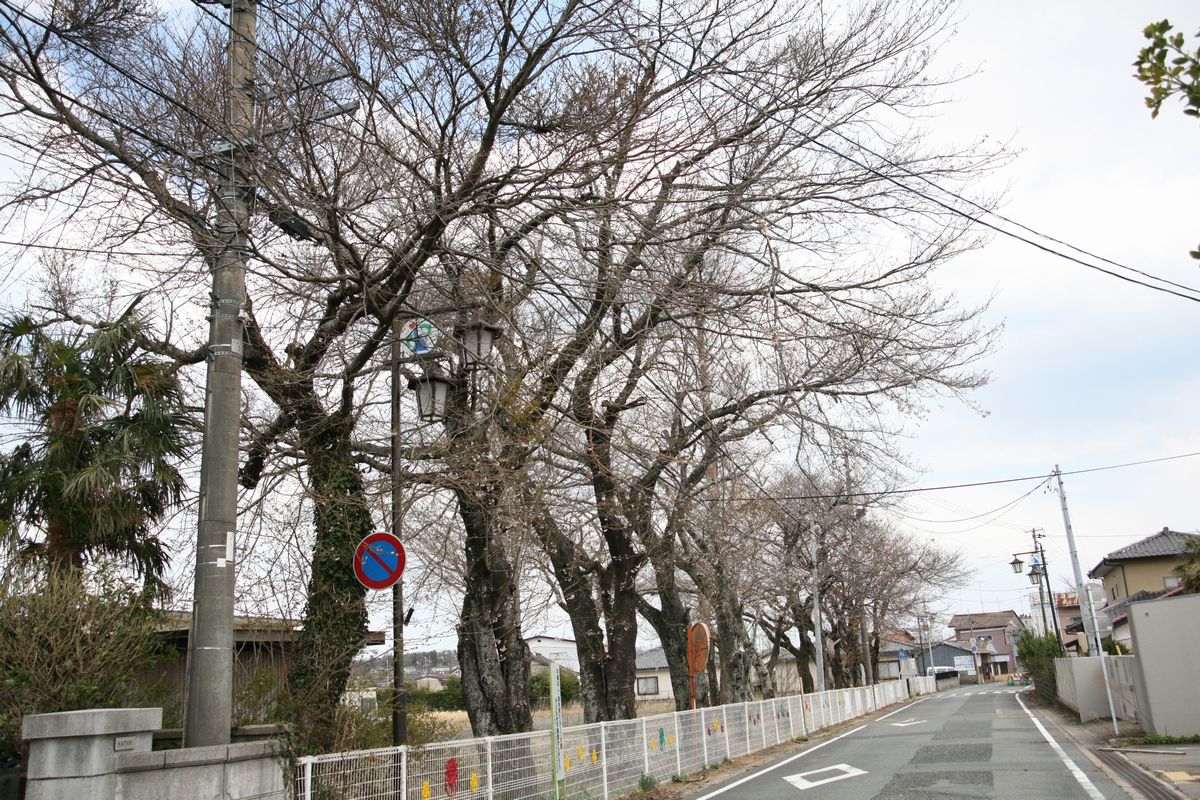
809 528 826 693
391 318 407 745
184 0 255 748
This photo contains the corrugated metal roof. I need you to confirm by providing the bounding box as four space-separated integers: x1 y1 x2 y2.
635 647 669 670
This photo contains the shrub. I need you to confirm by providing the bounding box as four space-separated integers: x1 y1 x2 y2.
0 566 168 760
1017 633 1061 698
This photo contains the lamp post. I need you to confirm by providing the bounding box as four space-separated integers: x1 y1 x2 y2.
1011 529 1063 652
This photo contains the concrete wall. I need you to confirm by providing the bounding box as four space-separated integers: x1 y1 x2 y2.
1054 656 1138 724
1129 592 1200 737
22 708 284 800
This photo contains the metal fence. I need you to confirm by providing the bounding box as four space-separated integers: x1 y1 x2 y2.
297 678 927 800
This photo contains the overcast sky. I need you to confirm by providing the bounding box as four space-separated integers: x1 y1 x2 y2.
883 0 1200 630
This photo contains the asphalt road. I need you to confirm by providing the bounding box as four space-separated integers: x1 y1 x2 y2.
685 686 1132 800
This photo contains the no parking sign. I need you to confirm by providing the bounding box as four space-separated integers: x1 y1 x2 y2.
353 532 406 590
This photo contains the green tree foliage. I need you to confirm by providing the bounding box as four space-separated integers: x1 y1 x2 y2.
1016 633 1061 697
1135 19 1200 259
529 670 581 705
0 566 168 759
0 309 190 592
1173 535 1200 593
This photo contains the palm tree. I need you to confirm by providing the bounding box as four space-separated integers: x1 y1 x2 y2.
0 307 191 592
1175 536 1200 594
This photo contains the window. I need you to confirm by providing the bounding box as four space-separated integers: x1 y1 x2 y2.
636 677 659 696
1165 576 1182 589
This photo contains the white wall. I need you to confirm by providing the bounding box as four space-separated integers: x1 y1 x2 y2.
1129 593 1200 737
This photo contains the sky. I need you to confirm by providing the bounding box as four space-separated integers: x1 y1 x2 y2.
1 0 1197 652
881 0 1200 633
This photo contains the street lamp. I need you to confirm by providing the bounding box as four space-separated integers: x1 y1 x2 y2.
455 321 503 371
1009 555 1024 574
1011 528 1064 653
407 359 460 421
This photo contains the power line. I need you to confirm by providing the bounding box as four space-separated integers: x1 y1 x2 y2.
630 11 1200 305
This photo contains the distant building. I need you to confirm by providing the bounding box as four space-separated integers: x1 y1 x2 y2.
525 635 580 673
633 648 674 701
946 610 1024 677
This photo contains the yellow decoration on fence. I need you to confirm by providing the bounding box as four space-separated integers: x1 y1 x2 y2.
564 755 571 772
470 773 479 791
421 781 431 800
578 744 584 760
591 749 599 765
668 734 674 747
649 739 657 751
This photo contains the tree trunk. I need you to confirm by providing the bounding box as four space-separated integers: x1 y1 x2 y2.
456 488 533 736
286 419 371 753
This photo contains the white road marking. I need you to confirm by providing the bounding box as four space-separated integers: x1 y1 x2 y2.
783 763 868 790
1015 693 1105 800
692 726 867 800
890 720 926 728
691 697 926 800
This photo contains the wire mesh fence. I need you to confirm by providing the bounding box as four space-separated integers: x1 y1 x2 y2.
297 677 935 800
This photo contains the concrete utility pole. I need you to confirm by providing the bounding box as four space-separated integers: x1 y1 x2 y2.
185 0 255 748
390 319 407 745
1053 466 1098 654
858 595 873 685
923 603 934 672
809 528 826 693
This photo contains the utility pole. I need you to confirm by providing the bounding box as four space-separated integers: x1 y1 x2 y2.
1035 533 1064 652
390 319 407 745
1053 466 1098 654
923 602 934 673
1054 466 1119 736
1027 529 1051 635
184 0 255 748
809 527 826 693
858 595 873 685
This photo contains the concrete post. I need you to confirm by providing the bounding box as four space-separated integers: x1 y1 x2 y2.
22 708 161 800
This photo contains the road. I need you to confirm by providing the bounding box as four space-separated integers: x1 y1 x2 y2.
686 686 1131 800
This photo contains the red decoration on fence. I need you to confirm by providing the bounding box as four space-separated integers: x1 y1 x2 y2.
445 757 458 797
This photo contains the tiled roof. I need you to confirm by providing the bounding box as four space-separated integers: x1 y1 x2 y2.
1104 589 1166 621
1089 529 1200 577
947 611 1020 630
635 647 669 670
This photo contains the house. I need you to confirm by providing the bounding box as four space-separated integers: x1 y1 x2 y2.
875 636 920 679
913 641 974 675
149 612 385 728
1089 528 1199 604
946 611 1024 677
634 647 675 701
525 635 580 673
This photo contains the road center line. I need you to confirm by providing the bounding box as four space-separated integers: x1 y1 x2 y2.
1015 692 1105 800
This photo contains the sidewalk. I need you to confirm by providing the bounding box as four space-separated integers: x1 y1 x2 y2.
1032 693 1200 799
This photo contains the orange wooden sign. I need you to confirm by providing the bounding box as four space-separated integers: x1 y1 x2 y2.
687 623 711 675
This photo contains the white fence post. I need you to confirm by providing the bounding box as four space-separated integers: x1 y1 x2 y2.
701 712 709 767
301 758 312 800
485 737 494 800
600 722 609 800
722 707 731 761
760 701 768 749
641 718 650 777
673 714 682 777
401 746 407 800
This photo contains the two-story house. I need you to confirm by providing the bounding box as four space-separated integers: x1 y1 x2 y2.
1088 527 1200 604
946 610 1024 677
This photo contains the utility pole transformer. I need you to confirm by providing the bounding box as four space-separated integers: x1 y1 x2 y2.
184 0 255 748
